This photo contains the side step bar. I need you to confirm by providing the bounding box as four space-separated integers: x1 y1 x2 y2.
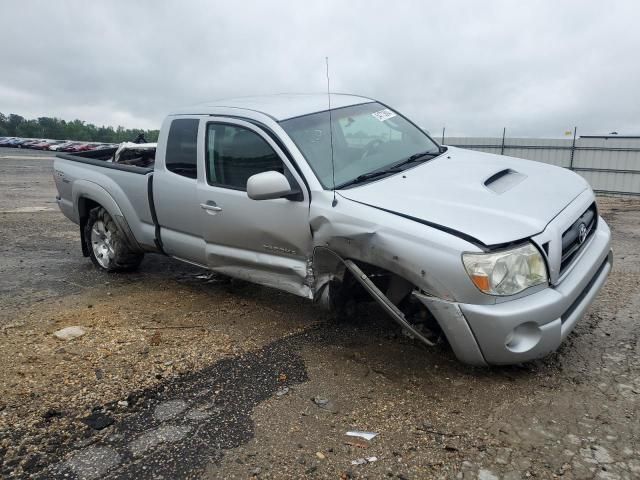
342 259 435 347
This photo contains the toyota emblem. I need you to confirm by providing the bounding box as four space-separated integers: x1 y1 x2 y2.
578 223 588 244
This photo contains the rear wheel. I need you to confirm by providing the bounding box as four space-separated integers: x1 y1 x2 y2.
85 207 143 272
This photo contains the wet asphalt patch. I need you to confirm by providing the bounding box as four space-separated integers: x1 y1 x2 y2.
38 328 318 479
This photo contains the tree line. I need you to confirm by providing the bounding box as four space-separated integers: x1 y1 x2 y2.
0 112 160 143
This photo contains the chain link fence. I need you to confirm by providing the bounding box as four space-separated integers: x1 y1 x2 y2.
441 130 640 196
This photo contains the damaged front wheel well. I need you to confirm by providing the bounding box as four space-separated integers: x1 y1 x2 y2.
312 247 446 347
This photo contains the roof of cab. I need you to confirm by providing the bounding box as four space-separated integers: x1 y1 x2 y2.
169 93 374 121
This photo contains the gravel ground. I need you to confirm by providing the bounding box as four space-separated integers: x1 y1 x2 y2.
0 147 638 479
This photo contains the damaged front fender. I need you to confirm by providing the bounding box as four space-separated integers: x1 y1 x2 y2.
309 192 481 304
313 246 436 348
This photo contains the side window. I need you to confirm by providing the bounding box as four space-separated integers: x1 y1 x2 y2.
165 118 199 179
206 124 284 190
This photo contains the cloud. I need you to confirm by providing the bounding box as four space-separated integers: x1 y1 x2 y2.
1 0 638 137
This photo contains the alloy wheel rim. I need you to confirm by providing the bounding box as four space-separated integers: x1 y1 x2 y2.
91 220 115 268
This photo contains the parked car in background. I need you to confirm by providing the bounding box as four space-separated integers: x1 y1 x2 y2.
20 139 44 148
60 143 85 152
31 140 62 150
5 138 23 147
49 140 69 150
58 142 81 152
93 143 112 150
27 140 48 150
29 140 49 150
5 138 27 147
49 141 74 151
42 140 66 150
19 139 38 147
67 143 95 152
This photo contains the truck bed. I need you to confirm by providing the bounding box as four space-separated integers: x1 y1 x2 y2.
54 148 159 253
56 144 155 174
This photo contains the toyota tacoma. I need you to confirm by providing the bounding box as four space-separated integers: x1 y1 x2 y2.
53 94 613 365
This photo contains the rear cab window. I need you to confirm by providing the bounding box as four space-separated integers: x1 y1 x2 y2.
165 119 199 179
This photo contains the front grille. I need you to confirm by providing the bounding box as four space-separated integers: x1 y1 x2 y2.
560 202 597 274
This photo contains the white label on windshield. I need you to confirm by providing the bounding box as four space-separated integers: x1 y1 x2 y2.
371 108 397 122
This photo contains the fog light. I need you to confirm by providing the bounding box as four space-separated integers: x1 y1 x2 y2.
504 322 542 353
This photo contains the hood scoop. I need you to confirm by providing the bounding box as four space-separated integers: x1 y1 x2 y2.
484 168 527 194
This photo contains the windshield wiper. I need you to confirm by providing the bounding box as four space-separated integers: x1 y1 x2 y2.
393 150 440 168
335 166 405 189
335 150 441 189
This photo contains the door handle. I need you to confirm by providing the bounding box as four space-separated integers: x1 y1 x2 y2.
200 202 222 213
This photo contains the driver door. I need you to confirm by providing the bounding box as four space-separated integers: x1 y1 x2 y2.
196 118 313 297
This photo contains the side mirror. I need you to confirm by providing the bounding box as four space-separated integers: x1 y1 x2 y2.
246 171 295 200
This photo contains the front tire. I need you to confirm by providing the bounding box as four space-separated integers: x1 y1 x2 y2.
84 207 143 272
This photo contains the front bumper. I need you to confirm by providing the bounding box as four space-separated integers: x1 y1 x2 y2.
416 218 612 366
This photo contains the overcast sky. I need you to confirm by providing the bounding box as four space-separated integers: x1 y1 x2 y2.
1 0 639 137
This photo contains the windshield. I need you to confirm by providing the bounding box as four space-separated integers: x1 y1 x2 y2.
280 102 440 188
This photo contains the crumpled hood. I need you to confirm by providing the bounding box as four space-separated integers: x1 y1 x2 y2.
338 146 590 246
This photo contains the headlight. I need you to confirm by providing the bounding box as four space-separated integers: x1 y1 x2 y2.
462 243 548 296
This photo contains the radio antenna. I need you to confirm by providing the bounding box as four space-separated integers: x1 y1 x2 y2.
325 56 337 207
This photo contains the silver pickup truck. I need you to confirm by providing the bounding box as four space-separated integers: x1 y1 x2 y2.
53 94 613 366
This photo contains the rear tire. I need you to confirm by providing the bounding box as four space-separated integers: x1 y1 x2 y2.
84 207 143 272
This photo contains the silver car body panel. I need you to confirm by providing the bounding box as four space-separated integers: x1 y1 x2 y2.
152 115 207 264
338 146 591 247
414 220 611 365
412 293 487 366
54 159 156 250
530 188 599 285
152 115 314 298
53 94 613 365
194 117 313 298
170 93 373 121
309 190 485 304
458 229 612 365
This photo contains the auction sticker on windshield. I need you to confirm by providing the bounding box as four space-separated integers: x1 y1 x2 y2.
371 108 397 122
